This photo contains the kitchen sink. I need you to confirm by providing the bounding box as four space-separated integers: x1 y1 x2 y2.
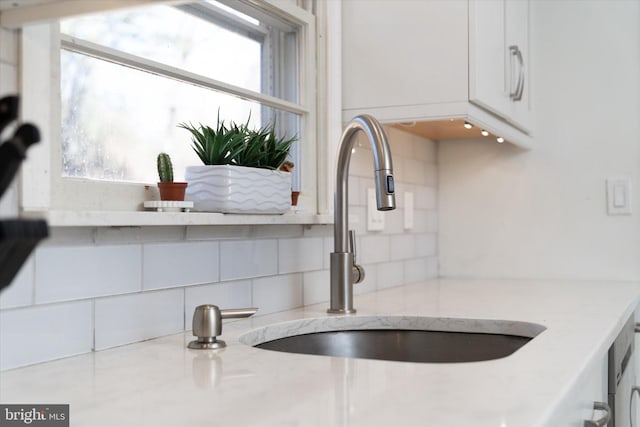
241 316 545 363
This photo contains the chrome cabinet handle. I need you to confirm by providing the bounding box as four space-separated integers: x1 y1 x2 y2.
584 401 611 427
188 304 258 350
509 45 525 101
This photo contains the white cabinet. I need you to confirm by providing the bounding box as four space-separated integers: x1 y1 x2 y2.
469 0 533 133
341 0 534 148
342 1 468 117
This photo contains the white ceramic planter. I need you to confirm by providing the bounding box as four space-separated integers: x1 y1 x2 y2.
185 165 292 214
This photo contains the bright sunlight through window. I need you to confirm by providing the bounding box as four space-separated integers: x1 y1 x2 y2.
60 1 302 185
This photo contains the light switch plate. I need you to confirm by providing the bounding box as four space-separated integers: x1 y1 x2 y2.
367 188 385 231
404 191 414 229
606 176 632 215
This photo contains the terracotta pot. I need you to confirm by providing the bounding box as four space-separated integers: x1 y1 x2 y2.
157 182 188 201
291 191 300 206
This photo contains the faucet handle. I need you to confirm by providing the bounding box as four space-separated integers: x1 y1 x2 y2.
188 304 257 350
349 230 365 284
349 230 357 263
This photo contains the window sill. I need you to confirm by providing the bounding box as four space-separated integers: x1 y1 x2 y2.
21 209 334 227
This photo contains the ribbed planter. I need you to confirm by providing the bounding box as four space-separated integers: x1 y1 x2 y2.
185 165 292 214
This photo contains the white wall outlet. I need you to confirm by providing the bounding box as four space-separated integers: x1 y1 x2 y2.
367 188 385 231
606 176 632 215
404 191 414 229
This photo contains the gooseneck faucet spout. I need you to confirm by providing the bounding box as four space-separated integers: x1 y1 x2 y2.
328 115 396 314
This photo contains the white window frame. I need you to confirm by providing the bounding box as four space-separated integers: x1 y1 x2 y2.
19 0 319 224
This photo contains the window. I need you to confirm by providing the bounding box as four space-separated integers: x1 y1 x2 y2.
21 0 317 215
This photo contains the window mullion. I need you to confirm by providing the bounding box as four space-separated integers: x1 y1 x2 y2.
59 35 309 116
176 3 268 42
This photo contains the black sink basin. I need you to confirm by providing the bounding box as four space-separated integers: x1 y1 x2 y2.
255 329 532 363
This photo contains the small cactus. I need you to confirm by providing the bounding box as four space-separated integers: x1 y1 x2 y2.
157 152 174 183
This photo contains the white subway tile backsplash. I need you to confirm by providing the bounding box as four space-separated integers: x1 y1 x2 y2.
95 227 143 244
278 237 323 274
426 210 439 233
35 245 142 303
302 225 332 238
383 210 404 235
348 176 363 206
139 226 186 242
357 177 375 204
404 258 436 284
302 269 329 306
359 235 391 264
0 27 17 63
426 256 439 278
184 280 251 328
143 241 219 290
391 157 406 184
413 210 430 233
187 225 303 241
248 225 303 239
415 186 437 210
348 205 367 235
94 289 184 351
323 237 332 270
404 158 426 185
390 234 416 261
0 255 34 309
0 301 93 370
425 167 438 188
220 239 278 281
386 127 414 157
376 261 405 289
43 227 95 246
252 273 303 315
0 63 17 95
415 233 437 257
414 142 437 164
349 145 375 178
187 225 252 240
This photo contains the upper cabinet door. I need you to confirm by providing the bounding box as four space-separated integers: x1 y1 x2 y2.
505 0 533 131
340 0 534 148
468 0 509 117
469 0 533 133
342 0 468 114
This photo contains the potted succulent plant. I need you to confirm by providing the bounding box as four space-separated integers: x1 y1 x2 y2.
156 152 188 201
179 116 296 214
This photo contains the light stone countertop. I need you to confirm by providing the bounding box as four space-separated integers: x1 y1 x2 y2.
1 279 639 427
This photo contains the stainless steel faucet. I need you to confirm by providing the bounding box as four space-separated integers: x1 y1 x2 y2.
328 115 396 314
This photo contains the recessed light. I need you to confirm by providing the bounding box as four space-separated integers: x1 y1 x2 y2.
464 121 473 129
481 130 489 137
496 137 505 143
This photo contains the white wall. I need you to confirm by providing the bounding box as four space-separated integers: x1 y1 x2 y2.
439 0 640 280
